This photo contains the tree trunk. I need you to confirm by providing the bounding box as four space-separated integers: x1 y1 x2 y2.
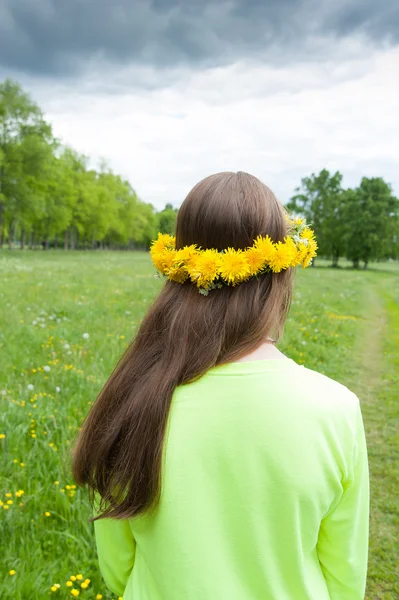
363 260 368 270
353 258 360 269
0 204 4 249
332 253 339 268
64 230 69 250
8 219 15 250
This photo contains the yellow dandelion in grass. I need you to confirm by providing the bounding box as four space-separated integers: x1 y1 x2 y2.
0 433 6 439
44 511 51 517
71 590 80 597
219 248 252 285
75 574 83 581
245 247 267 275
9 570 16 575
292 216 305 226
187 249 222 288
5 493 12 498
66 581 73 587
254 235 276 264
150 233 175 255
96 595 103 600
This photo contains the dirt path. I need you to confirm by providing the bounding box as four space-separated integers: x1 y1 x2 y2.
358 282 387 402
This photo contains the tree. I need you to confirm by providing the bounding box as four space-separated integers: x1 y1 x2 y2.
157 203 178 235
286 169 344 267
0 79 53 248
343 178 399 269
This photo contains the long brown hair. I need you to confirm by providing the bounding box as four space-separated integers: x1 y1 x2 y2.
71 171 294 522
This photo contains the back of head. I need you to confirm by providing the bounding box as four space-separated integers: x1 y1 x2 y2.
71 171 294 520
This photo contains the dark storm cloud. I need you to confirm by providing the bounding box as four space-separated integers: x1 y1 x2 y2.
0 0 398 76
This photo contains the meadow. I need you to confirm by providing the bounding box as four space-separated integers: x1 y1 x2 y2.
0 251 398 600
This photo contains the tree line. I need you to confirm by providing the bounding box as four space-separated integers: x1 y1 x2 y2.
0 79 177 251
1 79 398 267
286 170 399 268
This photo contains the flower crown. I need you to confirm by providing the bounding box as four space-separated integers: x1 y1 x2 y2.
150 216 317 295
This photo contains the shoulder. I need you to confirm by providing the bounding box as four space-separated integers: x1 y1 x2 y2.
293 363 360 418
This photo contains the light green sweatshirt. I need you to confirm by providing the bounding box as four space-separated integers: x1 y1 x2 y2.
93 358 369 599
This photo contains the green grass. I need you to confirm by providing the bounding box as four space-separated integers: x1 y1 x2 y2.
0 251 398 599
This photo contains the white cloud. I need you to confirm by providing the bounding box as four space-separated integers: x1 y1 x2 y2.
16 42 399 209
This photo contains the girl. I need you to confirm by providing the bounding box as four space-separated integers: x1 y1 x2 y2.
72 171 369 600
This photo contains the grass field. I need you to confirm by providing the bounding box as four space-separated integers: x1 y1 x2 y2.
1 251 398 600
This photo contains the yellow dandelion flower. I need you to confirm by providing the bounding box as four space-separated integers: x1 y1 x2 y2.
174 244 198 266
282 236 300 266
301 239 318 267
269 241 296 272
150 233 176 255
96 595 103 600
4 505 10 510
5 493 12 498
9 570 16 575
254 235 277 265
75 574 83 581
187 249 222 288
7 500 13 505
0 433 6 439
66 581 73 587
219 248 252 285
80 582 88 589
295 241 307 263
164 265 188 283
300 227 315 241
71 590 80 597
245 247 267 275
292 216 305 226
157 249 178 275
44 511 51 517
51 586 57 592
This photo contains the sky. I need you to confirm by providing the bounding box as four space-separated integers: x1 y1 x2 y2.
1 0 398 209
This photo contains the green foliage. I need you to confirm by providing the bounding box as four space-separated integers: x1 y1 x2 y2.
287 170 399 268
0 79 165 250
157 204 178 235
342 178 399 268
